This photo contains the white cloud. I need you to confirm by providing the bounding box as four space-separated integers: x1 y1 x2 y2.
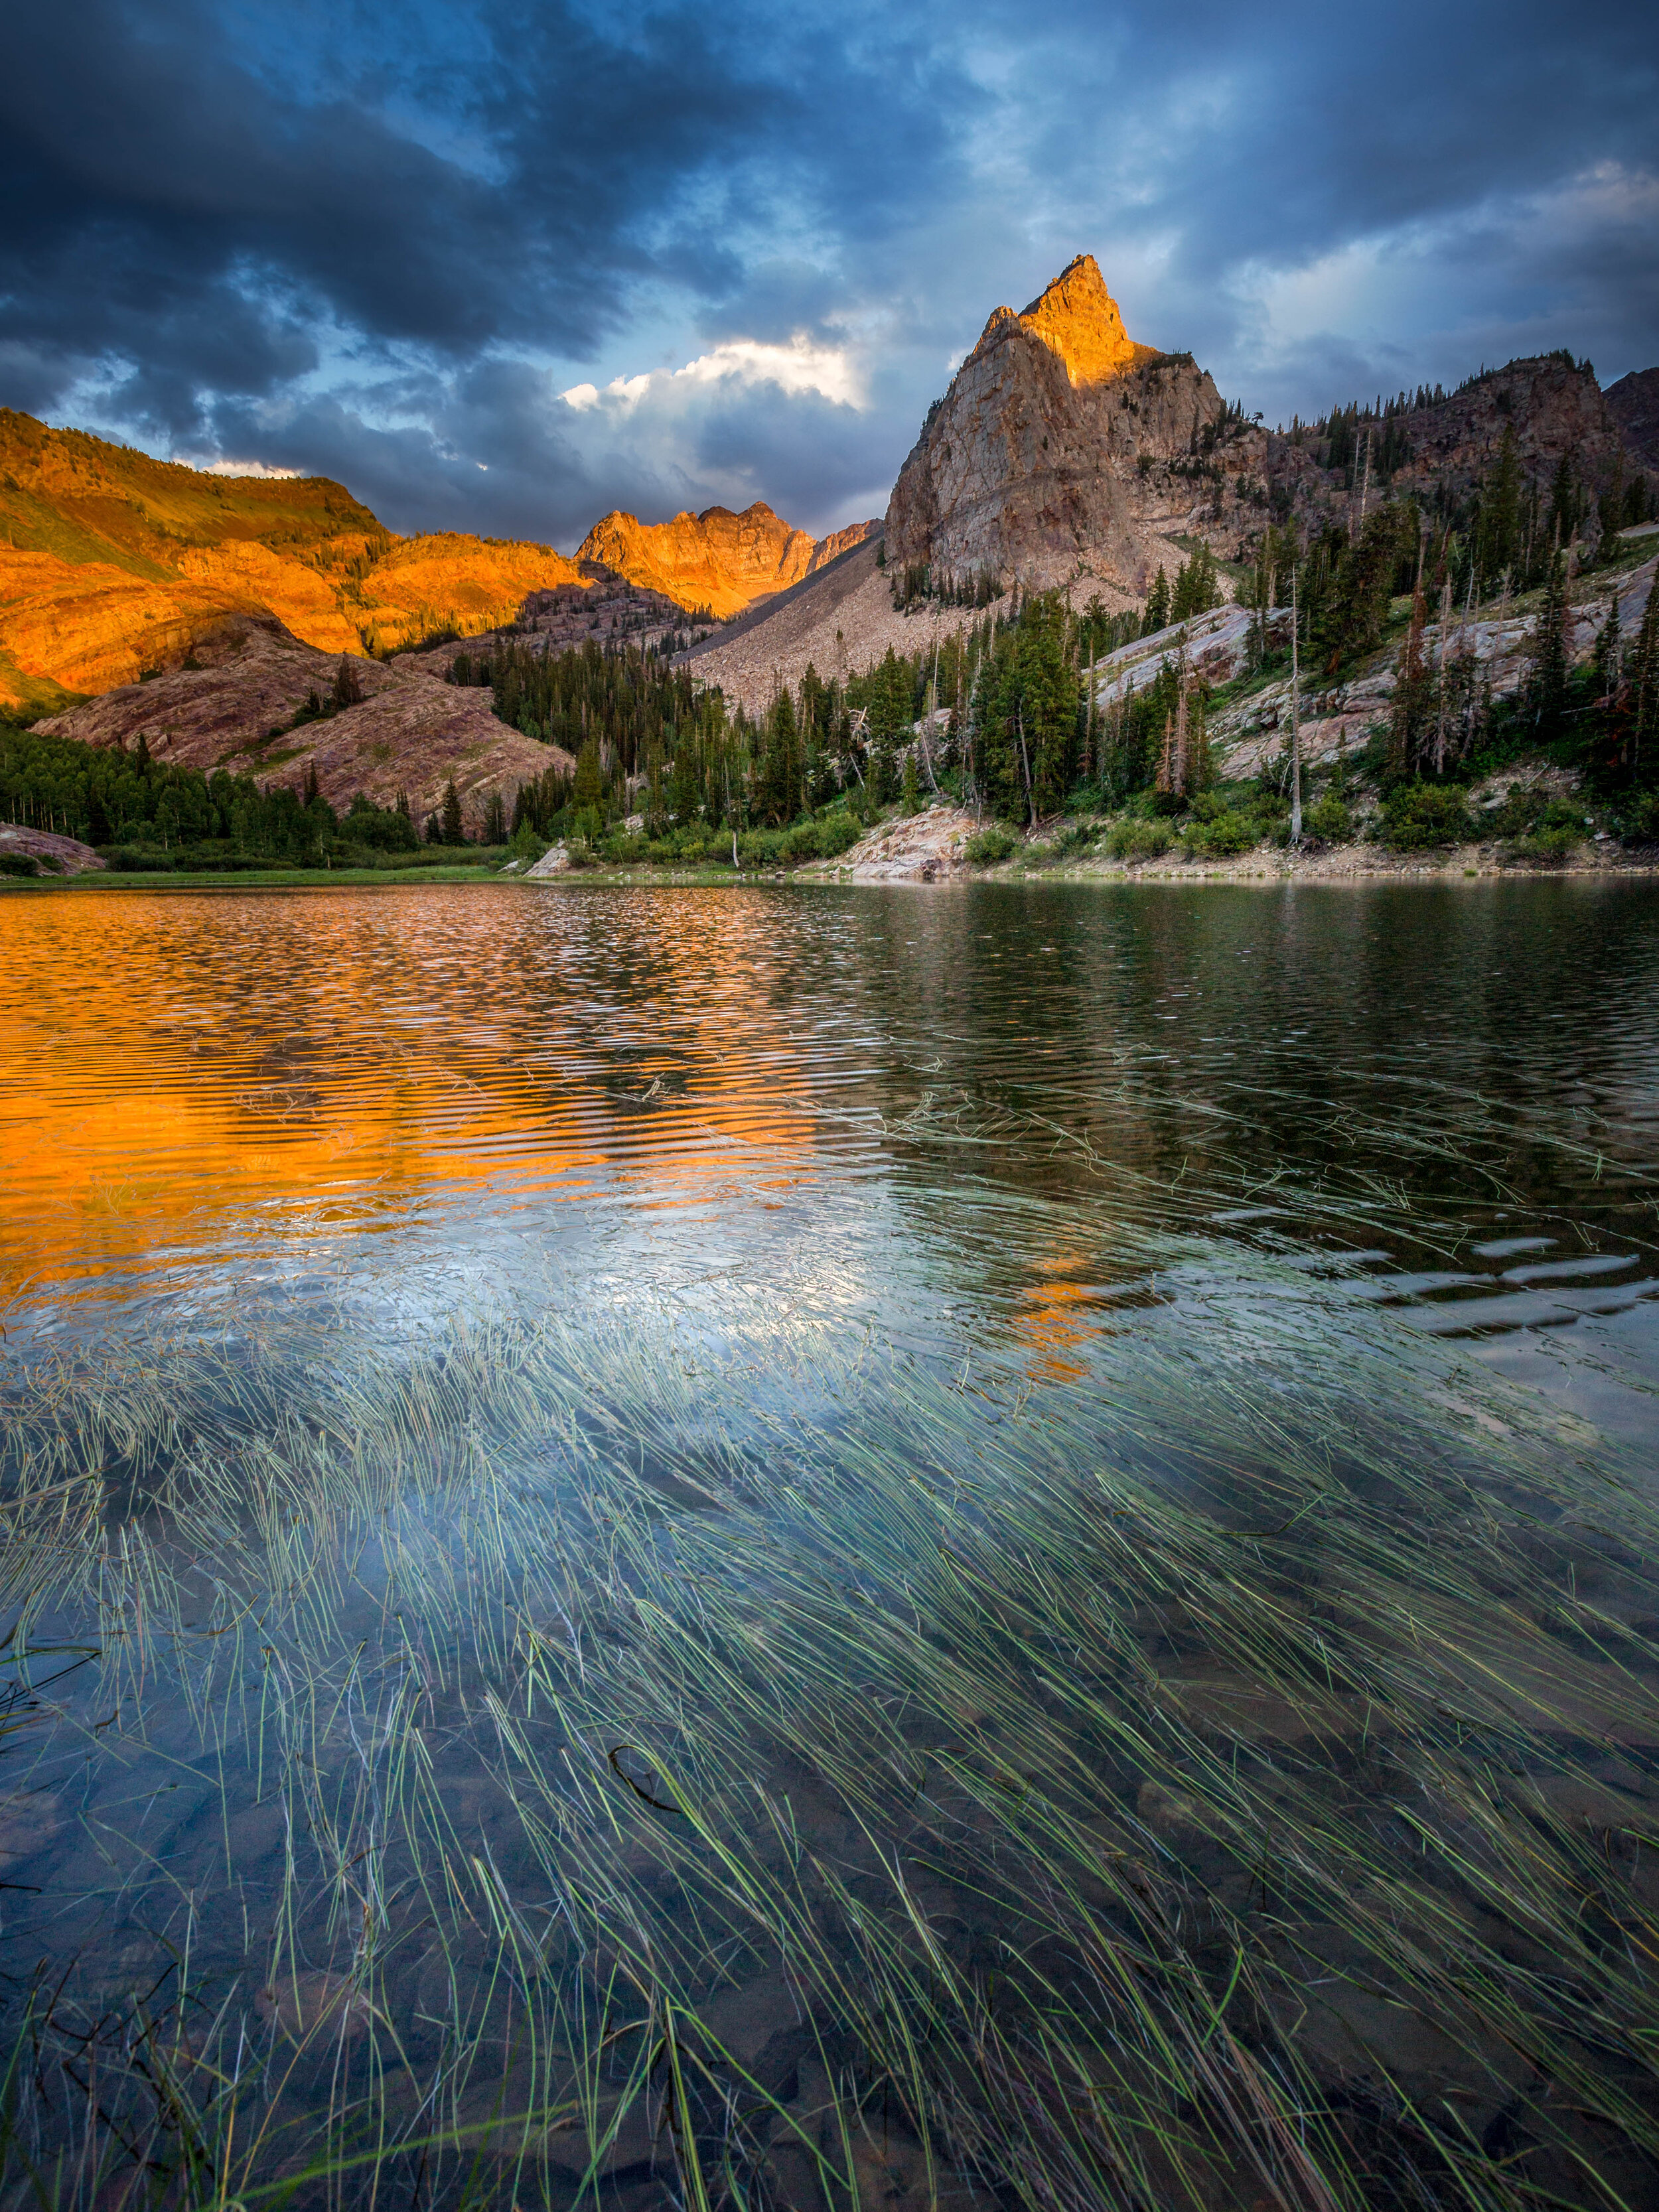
670 336 861 405
561 332 862 415
194 456 303 478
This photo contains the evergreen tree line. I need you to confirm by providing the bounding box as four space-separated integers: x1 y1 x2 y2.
0 723 425 868
451 638 697 780
1139 545 1226 636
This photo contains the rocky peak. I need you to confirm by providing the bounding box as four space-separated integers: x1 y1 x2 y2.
884 253 1236 592
1012 253 1154 387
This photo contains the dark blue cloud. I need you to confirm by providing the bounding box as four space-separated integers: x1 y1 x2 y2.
1 0 1653 540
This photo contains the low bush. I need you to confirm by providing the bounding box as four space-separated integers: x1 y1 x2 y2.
781 809 864 862
1484 789 1584 857
1105 817 1173 861
1510 823 1580 862
1379 784 1476 850
966 824 1018 864
0 852 39 878
1183 810 1258 859
1305 794 1352 843
101 845 179 872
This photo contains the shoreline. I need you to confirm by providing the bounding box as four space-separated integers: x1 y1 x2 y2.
6 853 1659 894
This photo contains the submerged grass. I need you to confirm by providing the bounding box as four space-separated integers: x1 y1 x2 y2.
1 1257 1657 2210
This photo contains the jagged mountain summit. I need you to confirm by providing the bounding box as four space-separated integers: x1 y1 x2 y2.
577 503 878 619
883 254 1239 596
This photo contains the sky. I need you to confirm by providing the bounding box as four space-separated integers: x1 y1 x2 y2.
3 0 1656 550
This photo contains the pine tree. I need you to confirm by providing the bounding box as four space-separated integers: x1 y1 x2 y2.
332 655 364 711
1390 585 1433 776
755 687 800 826
1527 549 1571 742
1475 425 1522 598
1544 453 1581 559
572 738 604 819
441 778 465 844
1171 544 1222 624
1593 589 1623 709
1632 585 1659 779
901 752 920 815
1141 567 1171 636
483 789 507 845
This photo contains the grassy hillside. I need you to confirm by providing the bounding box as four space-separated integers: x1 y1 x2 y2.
0 410 586 710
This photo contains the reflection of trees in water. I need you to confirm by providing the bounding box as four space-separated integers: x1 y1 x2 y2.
841 883 1659 1361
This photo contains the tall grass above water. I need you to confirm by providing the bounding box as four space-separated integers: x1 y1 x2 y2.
1 1265 1658 2212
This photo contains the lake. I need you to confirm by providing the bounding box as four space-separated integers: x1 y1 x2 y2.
3 877 1658 2211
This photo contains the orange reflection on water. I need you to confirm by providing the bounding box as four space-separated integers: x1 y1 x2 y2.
0 884 826 1313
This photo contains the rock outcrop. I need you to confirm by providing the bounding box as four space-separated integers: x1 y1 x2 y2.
0 824 105 875
577 504 879 618
1263 354 1632 547
34 614 572 834
1607 367 1659 475
884 255 1236 593
0 409 588 712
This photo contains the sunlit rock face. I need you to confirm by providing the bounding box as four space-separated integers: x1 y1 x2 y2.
1013 251 1159 388
883 254 1235 593
0 409 587 712
577 504 878 618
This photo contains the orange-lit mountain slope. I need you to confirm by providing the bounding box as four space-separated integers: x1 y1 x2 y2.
0 409 588 711
577 502 878 618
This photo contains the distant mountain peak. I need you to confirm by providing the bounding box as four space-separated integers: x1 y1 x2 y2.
578 504 877 617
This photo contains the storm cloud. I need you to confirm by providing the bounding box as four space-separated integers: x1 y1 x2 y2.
3 0 1654 543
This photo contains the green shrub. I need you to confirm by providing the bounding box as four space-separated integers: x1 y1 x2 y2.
1105 817 1173 861
1183 810 1258 859
966 824 1017 864
1484 790 1583 858
0 851 39 878
103 846 178 872
1511 824 1579 862
1305 794 1352 843
1379 784 1476 850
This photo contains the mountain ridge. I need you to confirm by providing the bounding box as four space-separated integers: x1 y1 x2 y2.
0 409 589 711
577 502 879 618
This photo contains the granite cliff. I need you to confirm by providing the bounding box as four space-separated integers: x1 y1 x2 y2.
883 255 1238 594
1607 368 1659 475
